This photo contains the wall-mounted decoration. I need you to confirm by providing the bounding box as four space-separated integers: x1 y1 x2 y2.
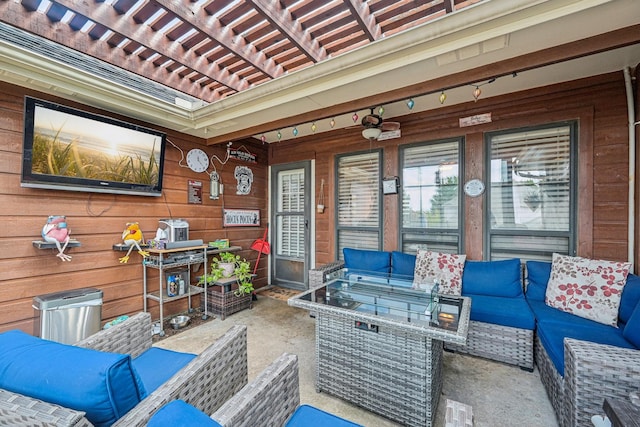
188 180 203 204
382 177 399 195
41 215 73 261
234 166 253 195
118 222 149 263
228 148 256 163
223 209 260 227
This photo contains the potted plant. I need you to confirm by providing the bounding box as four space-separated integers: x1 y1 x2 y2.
198 252 254 297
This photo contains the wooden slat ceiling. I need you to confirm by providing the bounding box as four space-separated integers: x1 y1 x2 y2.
1 0 484 103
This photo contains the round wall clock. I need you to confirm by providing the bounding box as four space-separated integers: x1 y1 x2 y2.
464 179 485 197
186 148 209 173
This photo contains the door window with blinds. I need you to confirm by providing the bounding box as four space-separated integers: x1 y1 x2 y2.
335 150 382 256
400 139 463 254
487 123 576 261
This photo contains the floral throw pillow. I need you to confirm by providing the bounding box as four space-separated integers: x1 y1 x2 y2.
545 253 631 326
414 250 466 295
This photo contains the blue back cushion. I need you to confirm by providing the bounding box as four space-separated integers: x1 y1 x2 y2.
148 400 221 427
0 330 146 427
525 261 552 301
462 258 522 297
623 301 640 348
619 273 640 324
133 347 196 393
343 248 391 273
391 251 416 276
469 295 535 330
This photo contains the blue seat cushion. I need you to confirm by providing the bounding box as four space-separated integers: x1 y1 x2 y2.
525 260 552 301
527 299 610 330
466 295 535 330
623 300 640 348
343 248 391 273
286 404 363 427
391 251 416 276
148 400 221 427
536 319 634 377
133 347 196 393
0 330 146 427
462 258 522 298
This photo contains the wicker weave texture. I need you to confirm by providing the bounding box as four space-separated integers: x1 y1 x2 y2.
0 389 91 427
446 320 534 370
202 288 252 320
212 353 300 427
308 261 345 288
563 338 640 427
534 336 564 425
315 312 443 427
75 312 152 358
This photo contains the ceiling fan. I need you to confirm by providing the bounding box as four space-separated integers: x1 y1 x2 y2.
361 108 400 140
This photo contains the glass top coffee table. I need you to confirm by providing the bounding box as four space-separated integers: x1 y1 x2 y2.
288 269 470 427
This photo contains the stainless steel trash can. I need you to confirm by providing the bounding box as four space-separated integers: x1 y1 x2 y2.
33 288 103 344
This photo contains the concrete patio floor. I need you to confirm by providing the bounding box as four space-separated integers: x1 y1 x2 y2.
155 291 558 427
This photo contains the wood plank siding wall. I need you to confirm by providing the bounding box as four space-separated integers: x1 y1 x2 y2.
0 81 268 333
270 72 636 269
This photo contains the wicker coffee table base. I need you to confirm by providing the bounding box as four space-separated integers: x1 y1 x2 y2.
315 312 444 427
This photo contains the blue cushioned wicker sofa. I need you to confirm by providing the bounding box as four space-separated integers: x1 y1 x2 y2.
309 248 640 427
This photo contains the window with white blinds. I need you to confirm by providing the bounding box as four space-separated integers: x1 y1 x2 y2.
488 123 576 261
277 169 305 258
400 139 462 254
336 150 382 256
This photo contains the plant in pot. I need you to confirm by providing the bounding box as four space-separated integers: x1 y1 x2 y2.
198 252 254 297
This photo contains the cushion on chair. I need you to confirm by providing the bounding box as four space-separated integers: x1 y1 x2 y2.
545 253 631 326
623 300 640 348
0 330 146 427
286 404 363 427
525 260 552 301
132 347 197 393
619 273 640 325
414 250 466 295
391 251 416 276
462 258 523 298
147 400 222 427
467 295 535 330
536 319 634 376
343 248 391 273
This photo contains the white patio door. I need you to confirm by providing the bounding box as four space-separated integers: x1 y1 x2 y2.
271 161 311 290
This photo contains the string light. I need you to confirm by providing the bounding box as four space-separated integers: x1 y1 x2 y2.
352 112 358 123
292 126 298 136
277 130 282 140
473 86 481 101
261 134 266 144
439 91 447 104
311 122 317 133
406 98 414 110
330 118 336 128
378 106 385 116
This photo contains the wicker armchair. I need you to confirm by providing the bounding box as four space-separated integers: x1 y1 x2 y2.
0 313 248 427
211 352 300 426
537 336 640 426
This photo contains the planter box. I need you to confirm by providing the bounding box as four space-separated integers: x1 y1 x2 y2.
201 286 252 320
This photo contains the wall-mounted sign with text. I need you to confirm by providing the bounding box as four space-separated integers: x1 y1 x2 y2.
459 113 492 127
228 149 256 163
223 209 261 227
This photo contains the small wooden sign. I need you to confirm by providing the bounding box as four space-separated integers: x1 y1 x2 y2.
228 149 256 163
459 113 492 127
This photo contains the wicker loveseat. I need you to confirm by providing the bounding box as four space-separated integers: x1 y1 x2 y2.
525 260 640 427
0 313 248 426
309 248 535 370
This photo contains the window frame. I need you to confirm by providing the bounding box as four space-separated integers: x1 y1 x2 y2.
399 137 465 254
484 121 578 261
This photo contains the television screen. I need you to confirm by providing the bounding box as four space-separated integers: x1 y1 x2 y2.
21 97 166 197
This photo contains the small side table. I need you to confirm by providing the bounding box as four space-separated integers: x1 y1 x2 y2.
202 276 252 320
603 397 640 427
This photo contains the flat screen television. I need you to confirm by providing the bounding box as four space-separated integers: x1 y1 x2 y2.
21 97 166 197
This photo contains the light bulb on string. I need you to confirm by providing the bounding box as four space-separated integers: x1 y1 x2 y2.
378 106 385 116
311 122 317 133
330 118 336 128
277 130 282 140
407 98 415 110
352 112 358 123
292 126 298 136
439 91 447 104
473 86 482 101
261 134 266 144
